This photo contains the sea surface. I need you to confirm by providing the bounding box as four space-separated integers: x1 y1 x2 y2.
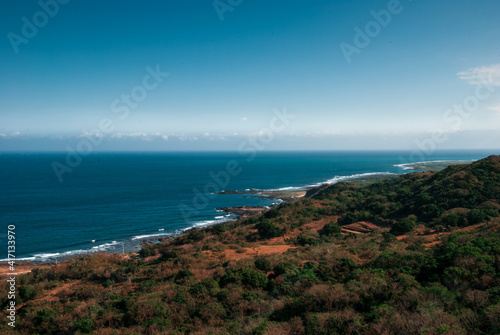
0 150 493 261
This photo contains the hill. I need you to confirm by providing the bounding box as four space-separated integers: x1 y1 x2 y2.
1 156 499 334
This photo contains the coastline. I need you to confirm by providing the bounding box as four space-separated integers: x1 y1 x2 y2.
1 159 474 266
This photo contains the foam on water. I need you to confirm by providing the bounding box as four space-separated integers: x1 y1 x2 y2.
394 159 476 170
0 241 123 262
262 171 396 192
132 233 173 240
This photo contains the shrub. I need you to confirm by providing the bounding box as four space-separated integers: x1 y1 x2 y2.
274 262 299 277
297 231 320 246
256 220 283 238
220 268 268 288
391 217 417 235
467 209 489 225
161 250 179 261
439 213 463 227
240 268 269 288
19 285 37 301
213 223 229 233
255 258 273 272
174 269 193 284
321 222 342 236
338 212 357 225
76 317 93 333
139 247 154 258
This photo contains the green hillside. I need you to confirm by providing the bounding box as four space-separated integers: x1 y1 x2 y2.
2 156 499 335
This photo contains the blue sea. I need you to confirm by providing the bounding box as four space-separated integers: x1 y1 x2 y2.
0 150 493 261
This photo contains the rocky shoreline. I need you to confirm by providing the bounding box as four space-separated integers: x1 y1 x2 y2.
216 206 271 217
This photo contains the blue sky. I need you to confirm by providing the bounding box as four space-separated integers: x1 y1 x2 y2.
1 0 500 151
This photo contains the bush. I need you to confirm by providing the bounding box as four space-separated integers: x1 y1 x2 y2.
257 220 283 238
213 223 229 233
338 212 357 225
391 217 417 235
467 209 489 225
240 268 268 288
19 285 37 301
220 268 268 288
274 262 299 277
139 246 155 258
161 250 179 261
297 231 319 246
255 258 273 272
76 317 93 333
439 213 463 227
174 269 193 284
321 222 341 236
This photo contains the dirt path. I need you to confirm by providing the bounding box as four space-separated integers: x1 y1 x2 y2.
0 263 51 278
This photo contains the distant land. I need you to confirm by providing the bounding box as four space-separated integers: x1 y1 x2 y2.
216 159 478 217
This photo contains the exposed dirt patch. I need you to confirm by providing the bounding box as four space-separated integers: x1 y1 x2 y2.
341 228 363 234
302 218 331 233
223 245 296 261
397 222 489 248
43 281 81 302
267 217 335 244
0 263 51 278
342 221 383 234
144 253 162 262
16 280 81 310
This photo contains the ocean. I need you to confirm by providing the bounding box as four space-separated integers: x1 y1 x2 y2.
0 150 493 261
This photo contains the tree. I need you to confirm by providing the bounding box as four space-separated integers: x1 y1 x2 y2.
257 220 283 238
321 222 342 236
391 217 417 235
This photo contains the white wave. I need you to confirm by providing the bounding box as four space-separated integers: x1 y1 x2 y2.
394 159 476 170
34 253 60 258
0 238 131 263
274 186 304 191
93 241 119 249
262 172 397 192
195 220 214 227
193 214 235 228
318 172 396 186
0 256 37 262
132 233 172 240
60 249 88 256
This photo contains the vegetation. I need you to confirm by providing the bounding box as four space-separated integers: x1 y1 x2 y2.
1 156 499 334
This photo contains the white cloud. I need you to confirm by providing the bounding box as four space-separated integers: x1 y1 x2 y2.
241 117 247 121
110 132 151 139
457 64 500 86
488 104 500 114
161 135 169 141
80 131 103 138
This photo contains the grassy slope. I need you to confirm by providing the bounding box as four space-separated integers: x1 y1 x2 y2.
1 157 499 335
